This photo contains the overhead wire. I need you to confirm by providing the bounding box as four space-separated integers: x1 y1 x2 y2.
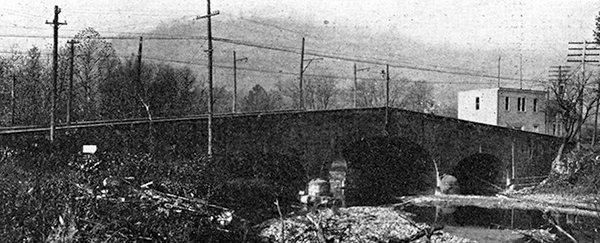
0 48 496 86
0 26 544 84
142 56 497 85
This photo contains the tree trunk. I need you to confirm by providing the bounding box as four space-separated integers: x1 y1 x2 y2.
550 142 568 175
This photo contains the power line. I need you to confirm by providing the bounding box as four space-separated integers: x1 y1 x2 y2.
0 49 500 88
0 31 542 83
0 8 48 20
142 56 498 85
235 15 320 39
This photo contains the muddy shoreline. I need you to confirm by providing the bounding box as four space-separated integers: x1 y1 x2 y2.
396 194 600 218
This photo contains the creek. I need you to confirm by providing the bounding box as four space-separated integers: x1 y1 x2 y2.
403 204 600 242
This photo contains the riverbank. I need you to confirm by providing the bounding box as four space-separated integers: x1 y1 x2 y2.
396 193 600 218
511 192 599 210
393 192 600 242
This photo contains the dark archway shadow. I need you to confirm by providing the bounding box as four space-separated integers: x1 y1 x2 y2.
452 153 503 195
342 136 436 206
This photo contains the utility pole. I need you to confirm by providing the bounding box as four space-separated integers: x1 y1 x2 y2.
384 65 390 133
497 55 501 88
549 65 570 136
549 65 570 98
11 74 15 126
297 35 322 110
134 36 152 122
66 39 78 125
386 65 390 109
567 41 600 149
233 51 247 113
46 5 66 142
519 54 523 89
353 63 369 108
195 0 219 157
299 37 305 110
137 37 143 84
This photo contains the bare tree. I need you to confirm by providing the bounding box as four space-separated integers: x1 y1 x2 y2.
18 46 50 125
356 76 385 107
241 84 275 112
73 27 119 121
395 80 436 113
549 69 600 174
356 76 436 113
274 79 302 110
304 76 338 110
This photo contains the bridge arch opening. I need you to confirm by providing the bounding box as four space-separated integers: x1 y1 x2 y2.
452 153 502 195
342 136 436 206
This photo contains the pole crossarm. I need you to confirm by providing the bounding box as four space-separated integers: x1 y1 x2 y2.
302 58 323 72
566 40 600 149
195 11 220 20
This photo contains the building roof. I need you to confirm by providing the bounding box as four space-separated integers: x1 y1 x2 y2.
459 87 546 94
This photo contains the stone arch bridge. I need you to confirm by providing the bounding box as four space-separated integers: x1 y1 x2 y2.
1 107 561 201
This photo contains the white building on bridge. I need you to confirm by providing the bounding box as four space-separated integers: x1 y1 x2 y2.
458 87 547 134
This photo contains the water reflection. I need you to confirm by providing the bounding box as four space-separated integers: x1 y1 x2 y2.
404 205 600 242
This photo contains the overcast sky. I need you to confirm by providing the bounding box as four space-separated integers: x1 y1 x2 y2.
0 0 599 81
2 1 598 47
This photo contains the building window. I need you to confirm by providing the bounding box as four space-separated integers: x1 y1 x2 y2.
505 97 509 110
475 97 480 110
533 124 539 133
517 97 526 111
533 98 538 112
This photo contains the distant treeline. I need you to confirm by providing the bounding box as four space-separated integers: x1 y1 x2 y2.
0 28 455 127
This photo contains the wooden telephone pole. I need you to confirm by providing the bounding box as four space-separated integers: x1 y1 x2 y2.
195 0 219 157
567 41 600 148
45 5 66 142
549 65 571 136
11 75 15 126
232 51 247 113
381 65 390 134
299 37 305 110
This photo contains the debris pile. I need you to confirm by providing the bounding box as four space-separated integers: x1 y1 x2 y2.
75 176 233 225
259 207 476 243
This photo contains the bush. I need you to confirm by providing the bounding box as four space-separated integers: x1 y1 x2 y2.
537 148 600 195
1 145 307 242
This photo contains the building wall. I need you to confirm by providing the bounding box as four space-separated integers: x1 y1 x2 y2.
458 89 499 125
497 88 546 133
